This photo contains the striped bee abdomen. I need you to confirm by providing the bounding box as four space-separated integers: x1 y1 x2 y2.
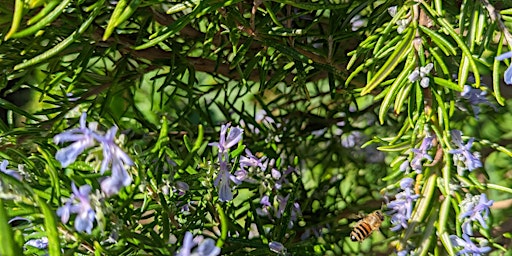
350 222 372 241
349 210 384 242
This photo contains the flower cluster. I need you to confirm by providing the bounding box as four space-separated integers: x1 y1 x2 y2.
387 178 419 231
448 130 482 176
388 6 410 33
408 63 433 88
209 123 243 202
53 112 134 196
256 193 302 228
450 234 491 256
459 193 494 236
52 112 134 234
410 134 434 173
448 193 493 255
237 150 297 191
175 231 220 256
56 183 96 234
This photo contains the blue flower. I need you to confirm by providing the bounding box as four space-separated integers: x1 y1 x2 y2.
387 178 419 231
450 233 491 256
410 135 434 173
53 112 97 167
56 183 96 234
0 160 22 180
449 130 482 175
459 193 493 236
176 231 221 256
496 51 512 85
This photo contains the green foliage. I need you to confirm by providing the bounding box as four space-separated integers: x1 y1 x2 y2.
1 0 512 255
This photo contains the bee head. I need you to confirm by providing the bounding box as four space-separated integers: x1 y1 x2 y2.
375 210 384 221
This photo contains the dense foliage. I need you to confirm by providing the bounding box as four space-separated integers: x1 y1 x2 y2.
1 0 512 255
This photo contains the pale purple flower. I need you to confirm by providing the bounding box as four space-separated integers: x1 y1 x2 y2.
235 149 267 183
274 166 295 190
271 168 281 180
96 126 133 196
54 113 133 196
53 112 97 167
255 110 275 126
496 51 512 84
176 231 221 256
460 193 493 236
100 163 132 196
56 183 96 234
341 131 363 148
397 250 409 256
0 160 22 180
213 160 238 202
449 130 482 175
174 181 189 196
388 6 397 17
97 126 133 174
450 234 491 256
399 160 410 172
210 124 244 202
387 178 419 231
239 149 265 169
461 85 496 119
410 135 434 173
350 15 366 31
25 237 48 249
269 241 287 254
57 197 73 225
256 195 271 216
289 202 302 228
234 169 249 182
276 194 290 219
208 124 243 155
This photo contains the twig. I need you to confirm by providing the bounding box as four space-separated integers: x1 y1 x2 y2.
481 0 512 47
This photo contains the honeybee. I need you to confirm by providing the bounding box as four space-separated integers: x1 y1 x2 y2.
350 210 384 242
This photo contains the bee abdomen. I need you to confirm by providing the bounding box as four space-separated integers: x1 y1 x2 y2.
350 222 372 241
